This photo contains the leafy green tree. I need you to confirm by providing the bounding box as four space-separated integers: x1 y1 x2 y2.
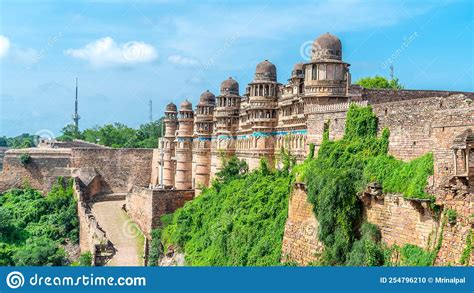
13 237 67 266
0 178 78 266
279 147 297 174
356 75 404 89
346 223 385 266
78 252 93 266
57 124 83 141
215 155 248 182
0 137 8 147
159 167 291 266
135 119 164 148
1 133 38 149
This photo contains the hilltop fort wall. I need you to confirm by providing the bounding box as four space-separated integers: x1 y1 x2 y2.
0 147 154 194
126 187 194 238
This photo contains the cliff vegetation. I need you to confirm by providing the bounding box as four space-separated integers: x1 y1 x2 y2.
294 104 434 265
0 178 79 266
150 158 292 266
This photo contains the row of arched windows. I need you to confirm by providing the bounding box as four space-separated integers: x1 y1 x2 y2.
249 83 278 97
179 112 194 119
196 106 214 115
309 64 344 81
275 135 306 150
216 96 240 107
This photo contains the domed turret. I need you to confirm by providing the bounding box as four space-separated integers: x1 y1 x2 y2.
312 32 342 61
291 62 305 79
304 32 349 103
293 62 304 71
180 100 193 111
254 60 277 82
166 102 177 112
220 77 239 95
198 90 215 105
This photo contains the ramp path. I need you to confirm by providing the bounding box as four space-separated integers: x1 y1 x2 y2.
90 199 145 266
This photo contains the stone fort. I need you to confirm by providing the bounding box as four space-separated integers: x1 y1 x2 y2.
0 33 472 266
156 33 473 196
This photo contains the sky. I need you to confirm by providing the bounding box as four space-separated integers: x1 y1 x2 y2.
0 0 472 137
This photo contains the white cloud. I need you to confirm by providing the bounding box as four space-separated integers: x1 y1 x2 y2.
0 35 11 58
65 37 158 67
0 35 40 66
168 54 200 67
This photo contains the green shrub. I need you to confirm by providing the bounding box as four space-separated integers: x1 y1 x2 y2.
13 236 67 266
300 104 434 265
0 178 78 266
346 223 385 266
148 214 174 266
19 153 31 166
78 251 93 266
364 153 433 199
399 244 434 266
307 143 315 160
445 209 457 225
460 230 472 265
215 156 248 183
158 161 291 266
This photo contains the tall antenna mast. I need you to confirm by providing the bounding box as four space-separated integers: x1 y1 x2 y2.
149 100 153 122
72 78 80 130
389 64 394 80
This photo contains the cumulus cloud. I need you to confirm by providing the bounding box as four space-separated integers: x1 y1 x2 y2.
168 54 200 67
65 37 158 67
0 35 11 58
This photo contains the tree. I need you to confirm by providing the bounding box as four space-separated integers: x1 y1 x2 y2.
12 237 67 266
135 119 164 148
0 179 78 266
2 133 37 149
216 155 248 182
78 252 92 266
356 75 404 90
57 124 83 141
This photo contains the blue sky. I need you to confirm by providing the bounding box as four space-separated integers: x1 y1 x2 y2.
0 0 472 137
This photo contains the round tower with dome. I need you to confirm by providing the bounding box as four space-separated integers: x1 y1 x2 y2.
175 100 194 190
238 60 280 169
193 90 216 195
210 77 241 177
162 102 178 188
303 32 350 107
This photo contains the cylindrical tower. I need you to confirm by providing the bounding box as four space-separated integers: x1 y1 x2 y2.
244 60 280 169
303 32 350 108
162 103 178 188
175 100 194 190
275 61 307 165
193 90 215 195
210 77 241 177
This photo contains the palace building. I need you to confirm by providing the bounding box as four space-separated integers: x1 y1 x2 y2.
154 32 473 195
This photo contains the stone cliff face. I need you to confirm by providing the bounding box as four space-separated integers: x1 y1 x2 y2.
281 182 473 266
